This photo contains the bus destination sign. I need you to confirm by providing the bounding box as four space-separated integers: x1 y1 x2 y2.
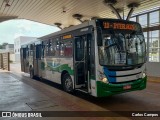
62 34 72 39
103 22 135 30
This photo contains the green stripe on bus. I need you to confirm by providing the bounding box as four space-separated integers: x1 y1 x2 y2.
96 77 147 97
41 62 74 75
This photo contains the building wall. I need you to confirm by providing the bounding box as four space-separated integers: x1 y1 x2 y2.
14 37 21 62
5 44 14 53
146 62 160 77
10 53 15 62
15 54 20 62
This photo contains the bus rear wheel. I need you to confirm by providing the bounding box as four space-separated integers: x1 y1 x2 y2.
62 73 73 93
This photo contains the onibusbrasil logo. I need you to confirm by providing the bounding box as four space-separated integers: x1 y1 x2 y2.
1 112 42 118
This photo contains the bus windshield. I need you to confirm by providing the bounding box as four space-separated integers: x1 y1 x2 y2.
98 31 146 67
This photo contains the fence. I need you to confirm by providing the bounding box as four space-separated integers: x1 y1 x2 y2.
0 52 10 71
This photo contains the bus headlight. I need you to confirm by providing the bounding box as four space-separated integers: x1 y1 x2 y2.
142 72 146 78
99 71 108 83
102 77 108 83
142 67 147 78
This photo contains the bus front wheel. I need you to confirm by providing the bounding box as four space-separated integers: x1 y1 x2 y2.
62 73 73 93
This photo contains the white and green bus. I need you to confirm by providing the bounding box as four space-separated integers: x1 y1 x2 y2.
21 18 147 97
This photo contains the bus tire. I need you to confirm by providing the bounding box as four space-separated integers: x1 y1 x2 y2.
62 73 73 93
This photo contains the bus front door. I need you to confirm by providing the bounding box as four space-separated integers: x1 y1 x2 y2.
74 34 91 92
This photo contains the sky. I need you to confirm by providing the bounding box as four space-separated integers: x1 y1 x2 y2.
0 19 60 44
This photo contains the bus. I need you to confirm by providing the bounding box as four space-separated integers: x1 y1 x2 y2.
20 18 147 97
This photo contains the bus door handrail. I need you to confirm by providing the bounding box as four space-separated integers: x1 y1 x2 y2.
75 57 85 66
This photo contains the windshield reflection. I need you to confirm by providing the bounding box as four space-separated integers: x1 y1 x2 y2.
99 32 146 66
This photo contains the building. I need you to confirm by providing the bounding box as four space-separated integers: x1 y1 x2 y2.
14 36 37 62
130 8 160 77
0 44 14 53
5 44 14 53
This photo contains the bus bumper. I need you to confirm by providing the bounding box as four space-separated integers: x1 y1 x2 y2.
96 76 147 97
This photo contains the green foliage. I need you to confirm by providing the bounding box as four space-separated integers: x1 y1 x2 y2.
0 42 8 49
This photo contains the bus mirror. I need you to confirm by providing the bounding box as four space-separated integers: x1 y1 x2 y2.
97 28 102 46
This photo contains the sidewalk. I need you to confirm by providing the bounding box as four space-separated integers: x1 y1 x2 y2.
148 76 160 83
0 69 129 120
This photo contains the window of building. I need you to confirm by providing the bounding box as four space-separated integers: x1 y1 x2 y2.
143 32 148 51
149 30 159 47
128 9 160 63
149 30 159 62
130 17 136 22
149 11 159 26
139 14 147 27
143 32 147 42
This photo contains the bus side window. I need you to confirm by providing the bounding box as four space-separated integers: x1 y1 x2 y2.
26 47 29 58
49 40 56 56
29 44 34 56
48 40 52 56
60 41 64 56
75 37 84 61
23 48 26 59
56 41 60 56
44 40 49 57
36 45 41 59
42 42 46 58
64 40 73 57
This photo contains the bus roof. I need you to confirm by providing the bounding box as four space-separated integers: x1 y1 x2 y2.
39 18 140 40
21 39 41 48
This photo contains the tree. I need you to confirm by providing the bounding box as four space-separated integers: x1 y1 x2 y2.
0 42 8 49
0 45 2 49
152 40 158 47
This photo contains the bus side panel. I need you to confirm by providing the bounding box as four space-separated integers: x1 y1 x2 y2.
59 57 74 85
33 58 38 76
37 59 42 77
41 57 61 84
33 59 42 77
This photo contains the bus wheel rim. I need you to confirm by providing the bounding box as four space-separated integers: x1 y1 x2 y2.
65 78 72 91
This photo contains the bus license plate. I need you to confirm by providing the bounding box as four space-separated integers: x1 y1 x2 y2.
123 85 131 90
